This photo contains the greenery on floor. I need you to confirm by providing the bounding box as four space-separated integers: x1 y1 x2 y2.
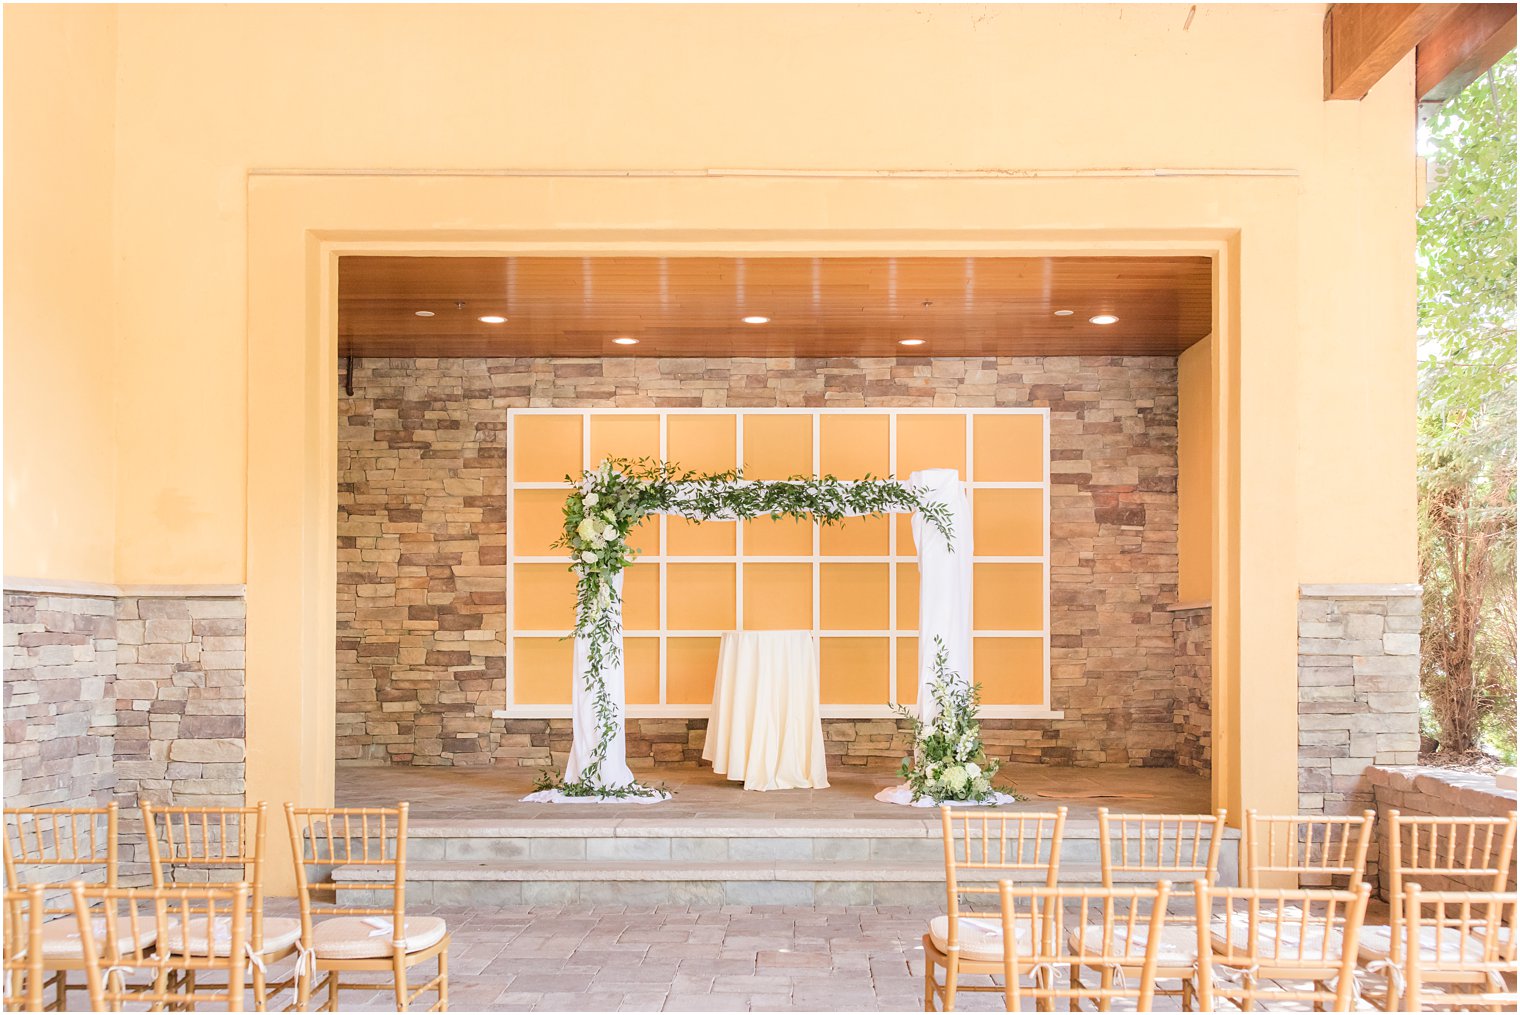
1416 53 1517 761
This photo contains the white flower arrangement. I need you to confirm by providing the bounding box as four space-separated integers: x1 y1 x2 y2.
891 638 1007 804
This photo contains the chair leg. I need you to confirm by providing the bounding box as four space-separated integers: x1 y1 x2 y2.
436 948 449 1012
1097 965 1113 1013
1068 964 1083 1013
324 970 340 1012
942 955 958 1012
923 956 938 1012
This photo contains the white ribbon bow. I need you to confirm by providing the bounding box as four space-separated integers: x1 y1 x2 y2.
362 917 406 948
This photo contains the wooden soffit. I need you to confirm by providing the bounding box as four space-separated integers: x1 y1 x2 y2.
1324 3 1516 103
337 255 1213 359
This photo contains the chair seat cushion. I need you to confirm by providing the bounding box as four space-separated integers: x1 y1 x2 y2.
1210 914 1345 961
1358 924 1496 964
311 916 447 960
40 915 157 958
927 916 1032 964
1067 922 1198 966
162 916 302 957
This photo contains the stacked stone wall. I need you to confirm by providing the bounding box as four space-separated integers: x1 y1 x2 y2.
1170 605 1211 775
338 356 1184 768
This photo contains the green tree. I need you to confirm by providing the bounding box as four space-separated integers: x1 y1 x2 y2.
1417 53 1517 758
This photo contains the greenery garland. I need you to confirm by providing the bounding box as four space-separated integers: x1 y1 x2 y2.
539 457 955 798
890 638 1007 804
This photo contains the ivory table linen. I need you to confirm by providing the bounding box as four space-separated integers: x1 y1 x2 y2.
702 631 829 791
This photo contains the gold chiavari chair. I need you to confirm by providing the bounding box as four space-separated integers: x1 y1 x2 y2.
1196 880 1371 1012
2 803 136 1010
285 803 449 1012
1090 808 1229 1011
5 883 51 1012
922 807 1067 1012
75 883 250 1012
1242 809 1376 888
142 801 300 1011
1400 885 1518 1012
995 879 1173 1012
1360 811 1517 1011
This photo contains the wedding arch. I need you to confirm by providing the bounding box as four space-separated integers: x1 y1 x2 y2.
534 457 965 799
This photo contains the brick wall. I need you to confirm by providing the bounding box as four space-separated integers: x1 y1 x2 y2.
3 588 246 884
1171 605 1211 775
338 356 1184 769
1297 584 1422 815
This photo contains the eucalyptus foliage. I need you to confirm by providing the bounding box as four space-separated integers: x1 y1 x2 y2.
1417 55 1518 758
540 457 955 798
890 639 1004 804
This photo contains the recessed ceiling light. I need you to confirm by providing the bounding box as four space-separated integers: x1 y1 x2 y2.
1089 314 1120 325
1052 309 1075 317
612 337 639 346
414 310 435 317
478 315 507 324
898 338 926 347
741 315 770 325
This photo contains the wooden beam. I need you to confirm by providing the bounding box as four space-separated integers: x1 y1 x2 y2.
1417 3 1517 103
1324 3 1458 100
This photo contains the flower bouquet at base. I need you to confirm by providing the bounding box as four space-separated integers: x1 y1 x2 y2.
887 638 1013 805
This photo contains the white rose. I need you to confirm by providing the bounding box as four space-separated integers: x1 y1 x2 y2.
583 492 599 507
580 550 598 563
965 762 981 780
576 518 598 541
601 524 618 542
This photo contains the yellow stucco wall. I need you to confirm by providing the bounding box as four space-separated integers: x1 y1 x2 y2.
4 4 1420 845
4 5 118 582
1178 338 1214 604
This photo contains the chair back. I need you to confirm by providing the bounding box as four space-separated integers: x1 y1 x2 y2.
1384 810 1517 962
1098 808 1226 932
1243 809 1375 888
1401 885 1518 1012
2 804 119 891
3 883 50 1012
939 807 1066 950
142 801 269 947
75 883 249 1012
284 803 409 944
1196 881 1370 1012
997 880 1172 1011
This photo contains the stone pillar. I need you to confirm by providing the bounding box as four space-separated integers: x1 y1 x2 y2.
1170 605 1212 775
1296 583 1422 815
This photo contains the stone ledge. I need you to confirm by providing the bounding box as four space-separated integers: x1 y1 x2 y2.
1368 764 1517 814
4 577 246 599
1299 583 1421 599
1166 601 1211 612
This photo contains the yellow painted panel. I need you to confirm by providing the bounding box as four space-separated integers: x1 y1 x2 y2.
622 564 660 631
589 413 659 466
625 637 660 705
897 414 967 478
667 563 736 630
973 414 1045 482
820 638 889 704
743 515 813 556
820 515 888 556
513 638 572 704
895 637 918 705
974 637 1045 706
896 563 919 630
894 513 914 548
667 518 736 556
627 513 660 556
820 414 888 478
668 413 736 474
512 489 569 555
513 414 583 482
1178 339 1213 602
743 563 812 629
667 637 721 705
820 563 889 630
512 564 577 630
972 489 1044 556
973 563 1044 630
741 414 812 479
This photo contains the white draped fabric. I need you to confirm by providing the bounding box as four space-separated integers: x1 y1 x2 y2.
908 468 974 724
703 631 828 790
563 571 638 789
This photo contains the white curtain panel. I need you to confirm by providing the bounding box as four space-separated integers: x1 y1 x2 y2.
909 468 973 725
564 570 638 789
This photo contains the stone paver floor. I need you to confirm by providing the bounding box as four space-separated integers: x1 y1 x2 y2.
71 901 1389 1012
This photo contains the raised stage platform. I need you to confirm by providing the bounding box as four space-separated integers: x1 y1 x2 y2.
333 765 1230 907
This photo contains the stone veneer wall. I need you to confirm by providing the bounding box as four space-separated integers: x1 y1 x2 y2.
1170 605 1211 775
1297 584 1422 816
1367 766 1517 900
3 589 246 883
338 356 1183 769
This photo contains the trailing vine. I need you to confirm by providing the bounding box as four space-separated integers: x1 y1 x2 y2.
539 457 955 798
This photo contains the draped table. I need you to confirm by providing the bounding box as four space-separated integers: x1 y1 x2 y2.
702 631 829 791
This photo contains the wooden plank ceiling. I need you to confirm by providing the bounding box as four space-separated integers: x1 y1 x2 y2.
338 255 1213 358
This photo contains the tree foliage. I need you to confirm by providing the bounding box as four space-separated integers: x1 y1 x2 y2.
1417 54 1517 757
